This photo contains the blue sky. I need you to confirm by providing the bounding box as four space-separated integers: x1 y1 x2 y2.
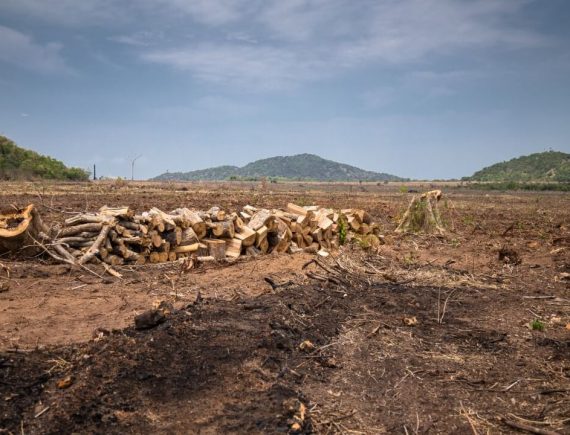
0 0 569 180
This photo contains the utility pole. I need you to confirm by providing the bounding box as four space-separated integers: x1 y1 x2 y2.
130 154 142 181
93 164 96 180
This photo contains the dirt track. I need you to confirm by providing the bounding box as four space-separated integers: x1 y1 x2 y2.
1 181 569 434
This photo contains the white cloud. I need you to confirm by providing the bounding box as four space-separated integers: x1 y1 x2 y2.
0 25 70 73
1 0 118 26
143 43 328 90
140 0 545 90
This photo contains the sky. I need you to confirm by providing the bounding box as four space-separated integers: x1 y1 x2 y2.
0 0 569 180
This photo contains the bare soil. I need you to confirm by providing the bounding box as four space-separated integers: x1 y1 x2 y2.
1 181 569 434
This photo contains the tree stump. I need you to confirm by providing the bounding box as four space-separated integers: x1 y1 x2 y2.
0 204 48 256
395 190 445 234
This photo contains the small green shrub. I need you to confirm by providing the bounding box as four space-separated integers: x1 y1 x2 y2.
530 319 545 331
337 213 347 245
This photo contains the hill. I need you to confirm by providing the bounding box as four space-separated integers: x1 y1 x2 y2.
153 154 403 182
0 135 89 181
465 151 570 182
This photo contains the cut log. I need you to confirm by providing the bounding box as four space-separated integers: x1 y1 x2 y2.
103 254 124 266
317 214 334 231
149 251 161 264
58 222 103 238
175 243 200 254
255 225 268 247
164 227 182 246
56 235 97 245
99 206 133 219
210 220 235 238
347 215 361 232
149 207 176 231
243 205 257 214
208 206 226 222
258 237 269 254
247 209 274 231
149 231 163 249
180 228 199 246
196 255 216 262
185 212 207 239
225 238 242 259
234 226 256 247
64 214 108 226
196 243 209 256
78 221 114 265
286 203 308 216
205 239 226 260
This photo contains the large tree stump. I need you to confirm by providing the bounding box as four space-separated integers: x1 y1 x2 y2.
395 190 445 234
0 204 48 255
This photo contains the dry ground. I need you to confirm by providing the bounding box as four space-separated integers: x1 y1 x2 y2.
0 180 569 434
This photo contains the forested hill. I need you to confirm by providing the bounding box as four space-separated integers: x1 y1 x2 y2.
153 153 404 181
465 151 570 182
0 135 89 181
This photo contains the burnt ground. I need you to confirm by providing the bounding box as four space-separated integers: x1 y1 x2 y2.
0 181 569 434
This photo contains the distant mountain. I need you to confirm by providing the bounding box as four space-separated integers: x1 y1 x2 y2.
153 154 404 182
464 151 570 182
0 135 89 181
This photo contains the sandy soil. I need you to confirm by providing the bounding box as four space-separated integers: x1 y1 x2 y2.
1 181 569 434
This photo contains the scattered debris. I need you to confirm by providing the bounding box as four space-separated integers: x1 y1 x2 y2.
499 246 521 265
403 316 418 326
299 340 315 352
56 376 73 389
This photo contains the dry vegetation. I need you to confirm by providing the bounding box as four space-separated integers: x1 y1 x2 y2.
0 180 569 434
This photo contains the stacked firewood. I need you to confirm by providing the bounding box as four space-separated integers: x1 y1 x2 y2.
51 203 381 265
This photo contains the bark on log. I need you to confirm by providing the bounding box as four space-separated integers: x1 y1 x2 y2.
78 221 114 265
180 228 199 246
64 214 108 226
58 222 103 237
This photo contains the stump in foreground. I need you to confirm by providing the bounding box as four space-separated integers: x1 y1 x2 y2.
0 204 48 255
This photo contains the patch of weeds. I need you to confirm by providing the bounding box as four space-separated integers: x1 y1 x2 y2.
530 319 545 331
399 185 409 194
450 238 461 248
403 251 418 266
337 213 347 245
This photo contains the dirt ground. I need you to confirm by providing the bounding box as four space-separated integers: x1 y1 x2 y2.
0 181 569 434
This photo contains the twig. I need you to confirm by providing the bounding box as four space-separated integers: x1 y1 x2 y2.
501 418 561 435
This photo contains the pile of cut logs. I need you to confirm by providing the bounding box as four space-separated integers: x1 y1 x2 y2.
52 203 380 265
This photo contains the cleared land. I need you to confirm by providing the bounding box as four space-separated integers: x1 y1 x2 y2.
1 180 569 434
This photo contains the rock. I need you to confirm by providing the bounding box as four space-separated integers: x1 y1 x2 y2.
134 309 166 330
134 302 173 330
